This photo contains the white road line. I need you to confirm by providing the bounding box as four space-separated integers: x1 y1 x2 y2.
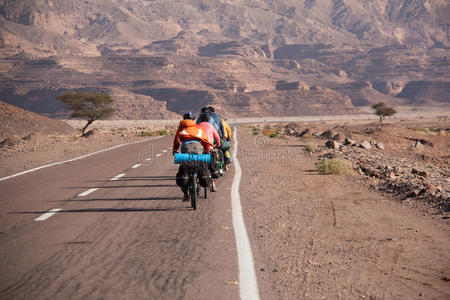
34 208 62 221
77 188 98 197
110 173 125 181
155 153 162 157
162 150 168 153
0 136 164 182
144 158 152 161
131 164 141 169
231 127 260 300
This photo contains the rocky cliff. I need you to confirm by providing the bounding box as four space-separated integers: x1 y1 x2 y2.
0 0 448 118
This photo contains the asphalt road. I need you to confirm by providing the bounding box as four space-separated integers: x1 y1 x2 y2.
0 136 243 299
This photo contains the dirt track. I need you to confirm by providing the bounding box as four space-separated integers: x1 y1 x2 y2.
238 127 450 299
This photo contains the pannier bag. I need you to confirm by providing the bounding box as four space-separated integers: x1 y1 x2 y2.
209 150 221 178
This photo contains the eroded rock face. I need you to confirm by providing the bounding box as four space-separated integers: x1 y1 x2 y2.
0 0 448 118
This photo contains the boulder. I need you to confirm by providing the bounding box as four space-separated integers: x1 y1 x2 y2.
343 138 357 146
325 140 341 150
359 140 372 150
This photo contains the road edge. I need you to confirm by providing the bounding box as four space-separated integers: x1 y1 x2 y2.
0 136 163 182
231 127 260 300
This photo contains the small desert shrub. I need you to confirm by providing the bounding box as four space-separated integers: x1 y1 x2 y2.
300 133 312 139
157 130 171 136
252 127 260 135
262 129 277 137
138 131 155 137
413 127 437 136
139 130 171 137
305 142 317 153
269 133 278 138
315 158 349 175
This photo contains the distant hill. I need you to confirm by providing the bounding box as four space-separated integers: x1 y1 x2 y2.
0 101 74 139
0 0 448 118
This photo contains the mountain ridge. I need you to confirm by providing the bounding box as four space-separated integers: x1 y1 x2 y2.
0 0 448 118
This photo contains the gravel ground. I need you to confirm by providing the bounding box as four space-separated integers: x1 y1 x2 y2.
238 123 449 299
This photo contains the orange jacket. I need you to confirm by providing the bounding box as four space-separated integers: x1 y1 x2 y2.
173 120 211 153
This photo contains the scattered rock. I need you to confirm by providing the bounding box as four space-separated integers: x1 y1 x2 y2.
297 128 310 137
285 122 301 131
414 140 424 150
418 139 433 147
412 168 428 178
364 128 375 134
325 140 341 150
0 138 16 148
388 172 396 179
359 140 372 150
376 142 385 149
320 130 334 139
22 133 35 141
286 128 296 136
332 133 342 141
343 138 356 146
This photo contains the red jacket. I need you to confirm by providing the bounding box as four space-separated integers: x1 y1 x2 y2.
198 121 221 147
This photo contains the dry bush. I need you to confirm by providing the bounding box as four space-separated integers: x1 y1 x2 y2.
262 129 277 136
315 158 349 175
305 142 318 153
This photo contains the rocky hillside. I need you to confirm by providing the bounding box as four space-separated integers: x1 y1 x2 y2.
0 0 448 118
0 101 74 140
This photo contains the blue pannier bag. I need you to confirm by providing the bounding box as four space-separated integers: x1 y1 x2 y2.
174 153 211 165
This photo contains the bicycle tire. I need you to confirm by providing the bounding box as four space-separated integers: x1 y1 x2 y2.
204 185 209 199
190 175 198 210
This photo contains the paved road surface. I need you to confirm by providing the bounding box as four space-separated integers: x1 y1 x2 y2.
0 136 244 299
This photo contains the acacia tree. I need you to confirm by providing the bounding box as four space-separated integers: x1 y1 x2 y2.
56 92 115 136
371 102 396 122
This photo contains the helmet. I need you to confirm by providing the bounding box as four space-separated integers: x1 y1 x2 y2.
208 106 215 112
183 112 195 120
200 107 211 113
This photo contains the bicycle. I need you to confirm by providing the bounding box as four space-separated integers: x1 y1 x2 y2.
175 153 211 210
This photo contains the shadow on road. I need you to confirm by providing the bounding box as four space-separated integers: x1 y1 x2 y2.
86 176 176 183
11 207 192 215
48 196 181 202
67 184 175 189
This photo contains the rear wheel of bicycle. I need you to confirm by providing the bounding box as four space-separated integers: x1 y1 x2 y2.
204 185 209 199
190 176 198 210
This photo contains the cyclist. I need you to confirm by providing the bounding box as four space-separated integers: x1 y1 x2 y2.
197 113 221 148
221 118 233 166
173 112 212 201
197 107 225 139
222 118 232 141
197 113 221 191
